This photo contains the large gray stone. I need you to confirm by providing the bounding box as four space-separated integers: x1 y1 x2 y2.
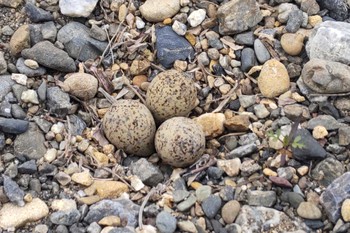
16 58 46 77
236 205 310 232
317 0 348 21
21 41 76 72
0 75 15 101
320 172 350 223
59 0 99 18
306 21 350 65
46 87 72 118
217 0 263 35
311 157 344 187
306 115 345 130
0 118 29 134
301 59 350 94
14 123 46 160
57 22 107 61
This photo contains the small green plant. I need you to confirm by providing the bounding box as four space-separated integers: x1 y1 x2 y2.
267 129 305 150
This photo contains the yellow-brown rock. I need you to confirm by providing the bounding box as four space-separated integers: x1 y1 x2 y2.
84 180 129 199
9 25 30 56
281 33 305 56
98 216 121 226
224 115 251 131
194 113 226 138
64 72 98 100
258 59 290 98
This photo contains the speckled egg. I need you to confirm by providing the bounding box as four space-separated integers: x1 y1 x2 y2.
146 69 197 122
64 73 98 100
103 100 156 157
155 117 206 167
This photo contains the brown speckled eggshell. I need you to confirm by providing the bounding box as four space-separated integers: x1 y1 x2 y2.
64 73 98 100
103 99 156 157
155 117 206 167
146 69 197 122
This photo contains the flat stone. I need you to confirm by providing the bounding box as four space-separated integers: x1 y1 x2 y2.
236 205 310 232
59 0 99 17
0 198 49 230
130 158 163 187
18 160 37 174
254 39 270 64
221 200 240 224
281 192 304 208
84 199 140 227
0 117 28 134
297 202 322 219
50 209 81 226
0 75 15 101
195 185 212 203
21 41 76 72
156 211 177 233
16 58 46 77
155 26 194 68
25 3 53 22
14 123 46 159
201 195 222 218
217 0 263 35
306 21 350 65
311 157 344 187
177 194 196 212
71 170 93 186
234 31 255 46
226 143 257 159
306 115 344 130
0 52 7 74
224 115 250 132
84 180 129 199
139 0 180 23
3 175 24 206
9 25 30 56
248 191 276 207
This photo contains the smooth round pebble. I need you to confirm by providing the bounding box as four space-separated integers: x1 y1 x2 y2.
221 200 241 224
297 202 322 219
312 125 328 139
281 33 304 56
156 211 177 233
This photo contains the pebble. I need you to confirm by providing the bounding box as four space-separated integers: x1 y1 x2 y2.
156 211 177 233
177 194 196 212
50 209 81 226
217 158 241 177
16 58 46 77
18 160 37 174
140 0 180 22
177 221 197 233
286 10 304 33
254 104 270 119
258 59 290 98
234 31 255 46
339 127 350 146
297 202 322 219
312 125 328 139
85 180 129 199
54 172 72 186
9 25 30 56
33 224 49 233
0 117 29 134
21 90 39 104
226 143 257 159
342 199 350 222
0 198 49 230
281 33 304 56
71 170 93 186
130 158 163 187
0 52 7 74
59 0 99 17
172 20 187 36
47 87 72 118
98 216 121 226
195 185 212 203
221 200 240 224
201 195 222 218
241 47 257 72
254 39 270 63
248 190 277 207
187 9 206 27
194 113 226 138
25 2 53 22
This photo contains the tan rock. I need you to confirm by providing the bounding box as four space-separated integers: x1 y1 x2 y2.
308 15 322 27
98 215 121 226
177 221 197 233
24 59 39 69
71 170 93 186
132 75 148 87
0 0 23 8
84 180 129 199
263 168 278 177
342 199 350 222
281 33 304 56
0 198 49 230
217 158 241 177
9 25 30 56
93 151 109 165
258 59 290 98
224 115 250 131
139 0 180 22
312 125 328 139
51 199 77 211
221 200 240 224
130 59 150 75
297 202 322 219
64 72 98 100
194 113 226 137
77 195 101 205
297 165 309 176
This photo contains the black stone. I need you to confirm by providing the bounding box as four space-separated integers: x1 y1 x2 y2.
0 117 29 134
285 10 304 33
18 160 37 174
156 26 194 68
3 175 25 206
207 167 224 180
25 3 53 23
291 129 326 161
317 0 348 21
241 48 257 72
303 220 324 230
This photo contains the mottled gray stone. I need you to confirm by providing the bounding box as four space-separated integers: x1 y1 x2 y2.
130 158 163 187
311 157 344 187
248 191 276 207
201 195 222 218
226 143 257 159
306 115 345 130
156 211 177 233
46 87 72 118
3 175 25 206
0 75 15 101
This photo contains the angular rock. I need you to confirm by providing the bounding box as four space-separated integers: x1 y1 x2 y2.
130 158 163 186
59 0 99 17
248 191 276 207
177 194 196 212
301 59 350 94
217 158 241 177
57 22 108 61
84 199 140 226
14 123 47 159
0 0 22 8
306 21 350 65
201 195 222 218
0 52 7 74
84 180 129 199
50 209 81 226
0 75 15 102
311 157 344 187
297 202 322 220
25 3 53 22
317 0 348 21
16 58 46 77
194 113 226 138
3 175 25 206
139 0 180 23
9 25 30 56
224 115 250 132
18 160 37 174
320 172 350 223
306 115 344 130
21 41 76 72
285 10 304 33
217 0 263 35
46 87 72 118
41 21 57 42
291 128 326 161
155 26 194 68
0 117 28 134
235 205 310 232
226 143 257 159
0 198 49 230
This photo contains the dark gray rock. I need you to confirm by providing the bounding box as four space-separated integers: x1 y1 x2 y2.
155 26 194 68
50 210 81 226
90 24 107 42
130 158 164 186
241 48 257 72
207 167 224 180
172 190 190 203
41 21 57 42
311 157 344 187
317 0 348 21
156 211 177 233
57 22 108 61
177 194 196 212
306 21 350 65
38 163 57 176
291 129 326 161
0 132 5 151
280 192 304 208
234 31 255 46
201 195 222 218
285 10 304 33
0 75 15 102
0 101 12 118
29 24 43 46
108 228 135 233
37 80 47 101
21 41 76 72
12 84 27 104
11 104 27 120
248 190 276 207
84 199 140 226
33 116 52 133
25 3 53 23
320 172 350 223
254 39 270 64
4 163 18 178
3 175 25 206
46 87 72 118
236 205 310 232
14 123 46 159
66 115 86 136
0 117 29 134
306 115 344 130
18 160 37 174
226 143 257 159
217 0 263 35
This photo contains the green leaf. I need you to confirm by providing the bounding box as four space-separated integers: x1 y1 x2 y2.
294 135 301 143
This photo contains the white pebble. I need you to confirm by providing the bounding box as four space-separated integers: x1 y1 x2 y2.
24 59 39 69
172 20 187 36
21 90 39 104
11 73 28 85
44 148 58 163
187 9 206 27
51 122 65 134
135 16 145 29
